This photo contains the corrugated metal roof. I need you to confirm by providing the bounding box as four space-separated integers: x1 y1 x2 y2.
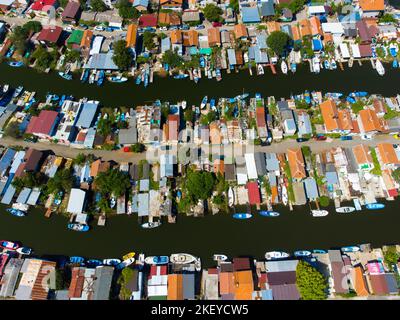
75 101 99 128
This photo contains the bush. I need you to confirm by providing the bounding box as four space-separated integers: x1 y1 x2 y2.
318 196 330 207
296 260 328 300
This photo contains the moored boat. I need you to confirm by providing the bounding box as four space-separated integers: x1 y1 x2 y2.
103 258 121 266
194 258 201 272
108 76 128 83
58 71 72 80
290 63 296 73
67 223 89 232
16 247 32 255
341 246 360 253
8 61 24 67
216 68 222 81
174 73 188 79
141 221 161 229
281 60 288 74
122 252 135 261
353 198 362 211
0 240 19 250
375 59 385 76
170 253 197 265
311 210 329 217
336 206 356 213
294 250 312 257
312 249 327 254
365 203 385 210
97 70 105 86
13 86 24 98
213 254 228 262
200 96 208 109
265 251 290 260
228 187 235 207
232 213 252 219
259 211 280 217
69 256 85 264
257 64 264 75
281 185 288 206
86 259 103 266
145 256 169 265
116 257 135 269
6 208 26 217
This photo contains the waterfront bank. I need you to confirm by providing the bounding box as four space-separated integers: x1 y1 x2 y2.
1 200 399 267
1 63 399 107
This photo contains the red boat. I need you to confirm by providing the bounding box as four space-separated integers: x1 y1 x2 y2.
0 240 19 250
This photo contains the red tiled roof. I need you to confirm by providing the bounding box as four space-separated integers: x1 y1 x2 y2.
37 26 63 43
139 14 158 27
31 0 57 11
26 110 58 135
247 181 261 205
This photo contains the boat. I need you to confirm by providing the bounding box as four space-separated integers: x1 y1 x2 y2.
312 249 327 254
232 213 252 219
12 86 24 98
116 257 135 269
323 60 330 69
110 197 116 208
216 68 222 81
143 72 149 88
336 206 356 213
200 96 208 109
213 254 228 262
16 247 32 255
145 256 169 265
235 93 249 100
228 187 234 207
8 61 23 67
173 74 188 79
257 64 264 75
330 59 337 69
259 211 280 217
346 96 356 104
351 91 368 97
393 60 398 68
0 241 19 250
353 198 362 211
6 208 26 217
97 70 105 86
341 246 360 253
311 210 329 217
3 84 9 93
58 71 72 80
375 59 385 76
290 63 297 73
366 203 385 210
281 61 288 74
170 253 197 265
304 90 311 104
86 259 103 266
265 251 290 260
194 258 201 272
181 101 187 110
108 76 128 83
141 221 161 229
81 69 89 82
281 185 288 206
294 250 312 257
103 258 121 266
313 57 320 74
67 223 89 232
135 75 141 85
122 252 135 261
69 256 85 264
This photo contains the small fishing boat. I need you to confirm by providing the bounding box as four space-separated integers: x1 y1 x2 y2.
366 203 385 210
145 256 169 265
12 203 29 211
304 90 311 104
0 240 19 250
257 64 264 75
103 258 121 266
170 253 197 265
194 258 201 272
324 60 330 69
336 206 356 213
81 69 89 82
108 76 128 83
67 223 89 232
181 101 187 110
12 86 24 98
70 256 85 264
8 61 23 67
143 72 149 88
141 221 161 229
16 247 32 255
290 63 296 73
235 93 249 100
3 84 9 93
265 251 290 260
311 210 329 217
135 75 141 85
216 68 222 81
228 187 235 207
97 70 105 86
341 246 360 253
86 259 103 266
110 197 116 208
330 59 337 69
375 59 385 76
58 71 72 80
6 208 26 217
116 257 135 269
393 60 398 68
173 74 188 79
259 211 280 217
353 198 362 211
281 60 288 74
281 185 288 206
122 252 135 261
312 249 327 254
294 250 312 257
200 96 208 109
350 91 368 97
232 213 252 219
213 254 228 262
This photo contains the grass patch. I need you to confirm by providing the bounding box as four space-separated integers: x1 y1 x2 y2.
370 148 382 176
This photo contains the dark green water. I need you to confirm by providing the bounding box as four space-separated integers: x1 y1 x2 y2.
1 62 399 107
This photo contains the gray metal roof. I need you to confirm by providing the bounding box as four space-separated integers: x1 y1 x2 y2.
0 258 23 297
265 260 299 273
265 153 279 172
259 0 275 17
160 154 174 178
0 148 16 174
83 51 119 70
254 152 267 176
138 192 149 216
76 101 99 128
303 177 319 200
92 266 114 300
16 187 31 204
182 273 195 300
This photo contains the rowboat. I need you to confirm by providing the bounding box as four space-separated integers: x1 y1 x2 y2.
8 61 23 67
103 258 121 266
232 213 252 219
265 251 290 260
67 223 89 232
341 246 360 253
16 247 32 255
0 240 19 250
213 254 228 262
311 210 329 217
259 211 280 217
365 203 385 210
122 252 135 261
170 253 196 265
141 221 161 229
58 71 72 80
281 60 288 74
228 187 235 207
116 258 135 270
375 59 385 76
294 250 312 257
145 256 169 265
69 256 85 264
6 208 26 217
336 206 356 213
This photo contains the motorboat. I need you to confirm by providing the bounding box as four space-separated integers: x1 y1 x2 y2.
323 60 330 69
97 70 105 86
336 206 356 213
366 203 385 210
330 59 337 69
116 257 135 270
281 185 288 206
213 254 228 262
375 59 385 76
181 101 187 109
86 259 103 266
259 211 280 217
58 71 72 80
228 187 235 207
12 203 29 211
67 223 89 232
353 199 362 211
8 61 23 67
232 213 252 219
103 258 122 266
145 256 169 265
6 208 26 217
110 197 116 208
216 68 222 81
312 249 327 254
3 84 9 93
13 86 24 98
0 240 19 250
141 221 161 229
108 76 128 83
341 246 360 253
235 93 249 100
294 250 312 257
290 63 297 73
257 64 264 75
281 60 288 74
265 251 290 260
122 252 135 261
170 253 197 265
200 96 208 109
194 258 201 272
69 256 85 264
311 210 329 217
16 247 32 255
173 74 188 79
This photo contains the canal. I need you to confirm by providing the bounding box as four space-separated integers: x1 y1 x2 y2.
1 63 400 266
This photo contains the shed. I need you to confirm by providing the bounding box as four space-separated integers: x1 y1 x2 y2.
67 189 86 214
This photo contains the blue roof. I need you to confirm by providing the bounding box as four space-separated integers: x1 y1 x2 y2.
241 7 261 23
326 171 338 185
303 177 319 200
133 0 148 8
161 37 171 53
280 24 293 38
254 46 269 63
0 148 16 174
261 289 274 300
259 0 275 17
248 46 255 60
256 32 268 49
76 101 99 128
83 127 96 148
312 39 323 51
297 113 312 135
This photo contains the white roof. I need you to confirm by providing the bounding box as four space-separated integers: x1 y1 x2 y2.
90 36 104 55
339 43 350 58
147 285 167 297
321 22 344 35
245 153 258 179
0 0 15 6
67 188 86 214
308 5 326 14
350 44 361 58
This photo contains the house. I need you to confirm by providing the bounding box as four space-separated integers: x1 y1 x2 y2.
158 12 181 26
234 24 248 40
320 99 352 133
67 30 83 49
233 270 253 300
287 148 306 180
303 177 319 201
0 0 15 12
357 109 385 135
244 153 258 179
147 265 168 299
67 188 86 214
36 26 63 46
61 1 81 23
138 14 158 28
160 0 183 11
208 28 221 47
126 24 138 49
219 271 235 299
247 181 261 205
132 0 148 11
160 154 174 178
296 112 312 136
0 258 24 298
26 110 60 139
267 21 280 33
75 100 99 128
167 274 183 300
92 266 114 300
376 143 400 169
183 30 198 48
328 250 349 295
359 0 384 18
298 19 312 38
259 0 275 18
351 265 369 296
309 16 322 36
182 10 200 24
30 0 58 16
241 7 261 24
352 144 374 171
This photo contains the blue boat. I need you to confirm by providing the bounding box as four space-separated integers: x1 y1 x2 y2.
6 208 26 217
199 56 205 68
86 259 103 267
58 72 72 80
164 63 169 71
135 75 141 85
81 69 89 83
147 256 169 265
144 72 149 88
233 213 252 220
5 46 14 58
294 250 312 257
8 61 23 67
365 203 385 210
351 91 368 97
312 249 327 254
341 246 360 253
58 95 66 107
304 91 311 104
67 223 90 232
174 74 188 79
323 60 330 69
259 211 280 217
97 71 105 86
290 63 297 73
346 96 356 104
390 47 397 57
331 60 337 69
393 60 398 68
210 99 216 108
70 256 85 264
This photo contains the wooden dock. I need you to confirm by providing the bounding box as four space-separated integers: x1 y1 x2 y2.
269 64 276 75
339 61 344 71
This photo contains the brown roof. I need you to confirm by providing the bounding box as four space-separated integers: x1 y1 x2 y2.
126 24 138 48
299 19 311 38
31 261 57 300
168 114 179 141
183 30 198 47
377 143 400 165
80 30 93 48
234 24 248 39
369 274 389 295
90 159 110 177
170 29 182 44
331 261 349 294
208 28 221 46
233 270 253 300
309 16 322 35
353 144 373 165
353 266 369 296
24 148 43 172
358 109 383 132
267 21 280 33
359 0 384 11
69 267 85 298
287 148 306 180
213 159 224 175
219 272 235 295
320 100 340 132
37 26 63 44
291 25 301 41
158 12 181 26
167 274 183 300
61 1 81 19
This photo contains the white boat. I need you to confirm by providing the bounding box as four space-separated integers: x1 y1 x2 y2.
200 96 208 109
12 203 29 212
213 254 228 262
313 57 320 74
281 60 288 74
311 209 329 217
376 59 385 76
194 258 201 272
181 101 187 110
144 256 169 265
127 201 132 214
281 185 288 206
265 251 290 260
257 64 264 75
3 84 9 93
170 253 197 264
353 199 362 211
141 221 161 229
16 247 32 255
228 187 235 207
102 258 121 266
336 206 356 213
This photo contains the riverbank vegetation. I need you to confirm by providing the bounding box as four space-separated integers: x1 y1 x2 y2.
296 260 328 300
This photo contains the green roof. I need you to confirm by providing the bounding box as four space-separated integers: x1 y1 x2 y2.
199 48 212 55
67 30 84 45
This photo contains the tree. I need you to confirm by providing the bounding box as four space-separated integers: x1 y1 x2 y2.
184 108 194 123
10 26 30 54
384 246 400 270
186 169 216 202
46 169 74 195
161 49 183 69
267 31 290 56
4 121 22 139
90 0 108 12
203 4 223 22
12 172 45 193
73 153 87 166
32 45 57 71
112 40 133 70
379 13 396 23
118 268 135 300
94 168 131 197
116 0 140 19
64 49 81 63
296 260 328 300
229 0 239 13
59 0 69 8
392 168 400 183
143 31 156 51
318 196 330 207
23 21 42 33
97 116 114 136
130 143 146 153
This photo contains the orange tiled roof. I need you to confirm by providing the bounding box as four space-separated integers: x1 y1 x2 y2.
233 270 253 300
353 266 369 296
183 30 198 47
234 24 248 38
309 16 322 35
208 27 221 46
359 0 384 11
337 109 353 131
323 32 333 44
377 143 400 165
210 122 222 144
126 24 138 48
291 25 301 41
80 30 93 48
167 274 183 300
213 159 224 175
287 148 306 180
358 109 383 132
170 29 182 44
353 144 373 165
267 21 280 33
219 272 235 295
320 99 340 131
299 19 311 38
158 12 181 26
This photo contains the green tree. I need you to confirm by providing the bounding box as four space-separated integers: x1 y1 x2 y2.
296 260 328 300
117 267 135 300
229 0 239 13
23 21 42 33
10 26 30 54
379 14 396 23
384 246 400 270
4 122 22 139
130 143 146 153
116 0 140 19
203 4 223 22
143 31 156 51
184 108 194 123
318 195 330 207
46 169 74 195
186 169 215 202
32 45 58 71
73 153 87 166
94 168 131 197
267 31 290 56
97 116 114 136
112 40 133 70
59 0 69 8
392 168 400 183
90 0 108 12
161 49 183 69
64 49 81 63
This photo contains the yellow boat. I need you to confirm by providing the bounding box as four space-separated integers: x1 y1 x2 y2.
123 252 135 260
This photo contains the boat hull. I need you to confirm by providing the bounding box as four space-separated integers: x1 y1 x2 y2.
259 211 280 217
232 213 252 219
365 203 385 210
336 206 356 213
